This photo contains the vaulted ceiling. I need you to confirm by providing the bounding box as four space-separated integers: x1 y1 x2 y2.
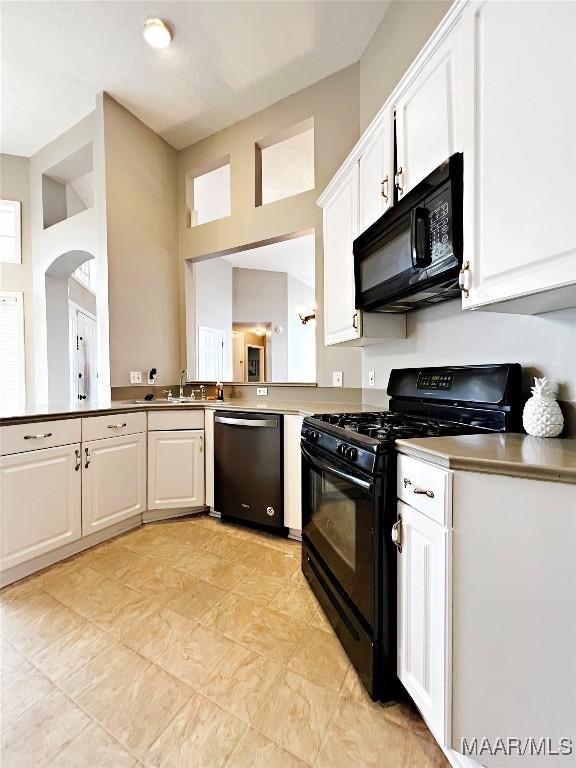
1 0 390 156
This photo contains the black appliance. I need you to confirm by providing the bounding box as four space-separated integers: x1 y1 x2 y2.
354 153 463 313
300 363 522 701
214 412 284 531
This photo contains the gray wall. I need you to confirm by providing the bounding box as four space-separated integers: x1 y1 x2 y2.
287 274 316 383
233 268 288 381
192 257 233 379
103 95 180 387
360 0 453 131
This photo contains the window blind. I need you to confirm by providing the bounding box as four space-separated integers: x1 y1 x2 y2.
0 292 25 412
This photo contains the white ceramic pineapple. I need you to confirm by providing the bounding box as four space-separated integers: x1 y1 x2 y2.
522 377 564 437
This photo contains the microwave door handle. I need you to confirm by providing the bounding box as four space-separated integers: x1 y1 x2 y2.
411 207 431 268
301 445 373 492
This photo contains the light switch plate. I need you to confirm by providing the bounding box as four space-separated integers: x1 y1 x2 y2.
368 370 375 386
130 371 142 384
332 371 343 387
256 387 268 396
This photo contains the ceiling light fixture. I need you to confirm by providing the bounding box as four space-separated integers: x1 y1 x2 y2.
143 17 172 49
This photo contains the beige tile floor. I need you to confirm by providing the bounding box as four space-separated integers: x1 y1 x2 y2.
0 515 450 767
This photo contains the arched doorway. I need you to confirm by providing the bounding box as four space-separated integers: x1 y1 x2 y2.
45 249 96 403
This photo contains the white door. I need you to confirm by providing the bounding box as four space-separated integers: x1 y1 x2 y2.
148 430 205 510
197 326 224 381
460 0 576 311
394 32 459 199
232 331 245 381
323 164 361 345
397 500 450 745
0 444 81 570
82 433 146 535
70 307 98 403
359 112 394 232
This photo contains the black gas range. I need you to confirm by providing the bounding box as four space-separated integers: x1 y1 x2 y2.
300 363 522 702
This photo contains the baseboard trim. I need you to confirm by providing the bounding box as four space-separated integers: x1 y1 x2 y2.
142 507 207 523
0 514 143 588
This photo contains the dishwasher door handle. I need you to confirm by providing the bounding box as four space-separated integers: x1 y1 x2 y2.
215 416 278 428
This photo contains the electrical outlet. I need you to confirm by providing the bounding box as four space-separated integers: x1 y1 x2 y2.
130 370 142 384
368 370 376 386
256 387 268 396
332 371 343 387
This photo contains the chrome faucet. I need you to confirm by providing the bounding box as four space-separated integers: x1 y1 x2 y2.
179 370 188 400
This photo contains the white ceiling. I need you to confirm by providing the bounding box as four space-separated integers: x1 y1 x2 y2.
223 233 315 288
1 0 391 157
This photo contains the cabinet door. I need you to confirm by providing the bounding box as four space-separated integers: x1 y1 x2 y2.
323 164 361 345
460 1 576 311
82 433 146 535
148 430 205 511
0 444 81 570
397 500 450 745
359 113 393 232
395 32 459 198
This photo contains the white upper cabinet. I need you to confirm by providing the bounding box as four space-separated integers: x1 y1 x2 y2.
359 112 394 232
394 31 460 199
0 444 81 571
323 164 361 345
459 0 576 312
82 432 146 535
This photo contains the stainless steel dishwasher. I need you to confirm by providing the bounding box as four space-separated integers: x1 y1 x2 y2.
214 411 284 531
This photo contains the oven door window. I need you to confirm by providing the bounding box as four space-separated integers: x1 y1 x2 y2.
302 448 375 627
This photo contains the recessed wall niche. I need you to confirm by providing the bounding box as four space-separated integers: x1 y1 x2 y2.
42 144 94 229
185 156 231 227
255 118 314 206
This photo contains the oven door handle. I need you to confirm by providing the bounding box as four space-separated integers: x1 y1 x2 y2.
301 445 373 492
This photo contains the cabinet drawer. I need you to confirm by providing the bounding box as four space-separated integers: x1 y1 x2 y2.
397 454 451 526
0 419 81 456
82 411 146 442
148 410 205 431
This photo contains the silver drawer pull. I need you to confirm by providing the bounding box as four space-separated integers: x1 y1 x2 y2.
107 423 127 429
414 488 434 498
403 477 412 488
24 432 53 440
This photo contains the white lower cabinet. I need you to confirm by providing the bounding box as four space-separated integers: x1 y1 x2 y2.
82 432 146 535
0 443 81 570
397 498 450 746
147 430 205 510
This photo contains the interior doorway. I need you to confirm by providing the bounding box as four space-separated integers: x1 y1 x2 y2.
69 305 97 402
197 326 224 381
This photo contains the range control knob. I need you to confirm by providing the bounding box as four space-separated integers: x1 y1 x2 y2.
305 429 319 442
345 446 358 461
336 443 347 456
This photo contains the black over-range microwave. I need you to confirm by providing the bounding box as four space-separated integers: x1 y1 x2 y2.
353 153 464 313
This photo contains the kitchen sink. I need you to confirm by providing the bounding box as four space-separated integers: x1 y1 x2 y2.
124 398 206 406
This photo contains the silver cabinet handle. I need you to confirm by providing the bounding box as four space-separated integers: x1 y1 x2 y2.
107 423 127 429
199 435 203 453
391 514 403 553
403 477 411 488
84 447 91 469
215 416 278 428
381 175 389 202
24 432 53 440
414 488 434 498
458 261 471 298
75 449 81 471
352 311 359 331
394 166 403 195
